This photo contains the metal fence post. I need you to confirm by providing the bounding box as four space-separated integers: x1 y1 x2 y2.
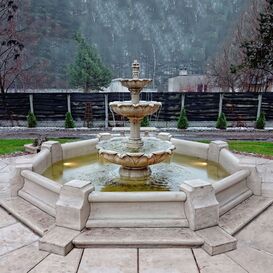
29 94 34 114
67 94 71 113
218 93 224 117
181 93 185 111
105 94 109 129
257 93 263 119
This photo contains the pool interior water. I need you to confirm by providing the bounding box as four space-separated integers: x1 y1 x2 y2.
43 153 229 192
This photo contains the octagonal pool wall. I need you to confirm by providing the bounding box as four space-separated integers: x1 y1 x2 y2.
10 134 261 231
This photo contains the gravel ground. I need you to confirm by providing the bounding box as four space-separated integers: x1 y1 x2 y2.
0 127 272 141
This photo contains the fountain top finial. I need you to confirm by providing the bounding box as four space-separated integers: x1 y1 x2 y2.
132 60 140 79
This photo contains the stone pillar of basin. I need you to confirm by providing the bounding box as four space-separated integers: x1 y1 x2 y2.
180 179 219 231
41 141 63 165
56 180 95 231
9 163 33 197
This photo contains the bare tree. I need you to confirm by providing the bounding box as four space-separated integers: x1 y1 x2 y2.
0 0 24 94
207 0 266 92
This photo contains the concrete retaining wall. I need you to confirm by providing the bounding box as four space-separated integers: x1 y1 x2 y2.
213 170 252 216
11 138 261 231
219 149 240 174
87 192 188 228
32 149 52 174
171 138 209 160
19 170 61 217
62 139 99 160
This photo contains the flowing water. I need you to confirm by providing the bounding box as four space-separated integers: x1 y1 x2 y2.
43 153 229 192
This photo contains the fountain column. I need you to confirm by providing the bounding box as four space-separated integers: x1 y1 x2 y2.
127 61 144 150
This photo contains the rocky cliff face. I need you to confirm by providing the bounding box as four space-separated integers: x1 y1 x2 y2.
80 0 246 87
26 0 247 89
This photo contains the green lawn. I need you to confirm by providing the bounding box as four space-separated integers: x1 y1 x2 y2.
0 138 78 155
0 139 272 157
228 141 273 157
200 140 273 157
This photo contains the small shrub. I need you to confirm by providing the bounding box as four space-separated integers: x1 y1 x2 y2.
256 112 266 129
65 112 75 128
216 113 227 130
27 112 37 128
141 116 150 127
177 108 189 129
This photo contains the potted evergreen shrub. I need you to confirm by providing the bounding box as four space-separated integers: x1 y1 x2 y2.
256 112 266 129
27 112 37 128
216 113 227 130
141 116 150 127
65 112 75 128
177 108 189 129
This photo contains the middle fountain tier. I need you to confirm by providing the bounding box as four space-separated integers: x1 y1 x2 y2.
97 60 175 181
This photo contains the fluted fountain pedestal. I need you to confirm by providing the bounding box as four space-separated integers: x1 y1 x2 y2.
110 100 162 150
119 166 151 180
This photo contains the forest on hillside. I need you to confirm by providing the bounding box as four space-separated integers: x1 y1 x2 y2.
9 0 248 90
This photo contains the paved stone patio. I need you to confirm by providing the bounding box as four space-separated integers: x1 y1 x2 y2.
0 154 273 272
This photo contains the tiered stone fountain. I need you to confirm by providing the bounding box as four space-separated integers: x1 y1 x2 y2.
97 60 175 180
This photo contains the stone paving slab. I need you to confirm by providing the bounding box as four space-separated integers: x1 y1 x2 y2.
193 248 247 273
227 244 273 273
193 249 248 273
0 167 9 175
139 248 199 273
0 161 7 170
262 183 273 197
0 197 55 235
29 248 83 273
219 196 273 235
0 222 39 256
236 205 273 255
196 226 237 256
0 207 17 228
39 226 79 256
0 173 10 199
73 228 204 248
78 248 137 273
0 243 48 273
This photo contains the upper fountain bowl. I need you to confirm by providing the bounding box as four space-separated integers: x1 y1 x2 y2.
110 101 162 120
121 79 152 91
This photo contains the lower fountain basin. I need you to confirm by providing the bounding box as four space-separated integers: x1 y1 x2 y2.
16 138 257 232
96 137 175 169
43 153 229 192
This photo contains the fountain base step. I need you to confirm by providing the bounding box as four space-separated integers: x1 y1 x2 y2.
196 226 237 256
86 219 189 228
73 227 204 248
0 197 55 236
219 195 273 235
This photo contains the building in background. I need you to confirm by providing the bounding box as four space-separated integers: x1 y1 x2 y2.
168 68 209 92
105 79 157 93
104 79 129 92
